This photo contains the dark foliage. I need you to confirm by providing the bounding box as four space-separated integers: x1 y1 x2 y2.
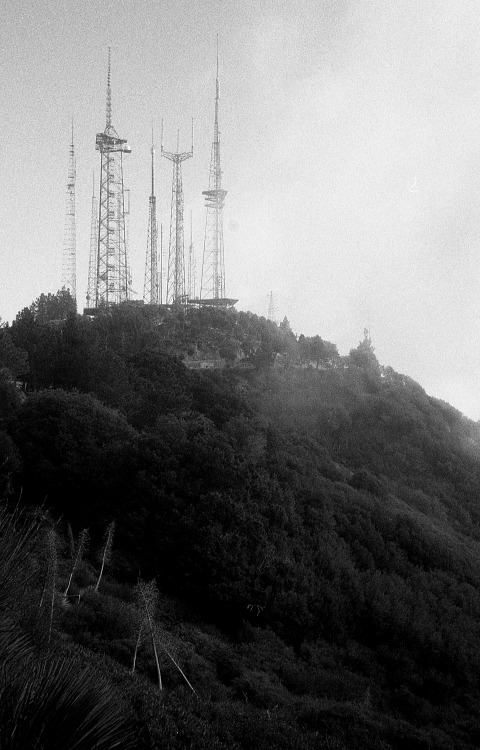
4 301 480 748
0 503 135 749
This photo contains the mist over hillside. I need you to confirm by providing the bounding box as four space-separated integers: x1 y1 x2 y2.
1 293 480 749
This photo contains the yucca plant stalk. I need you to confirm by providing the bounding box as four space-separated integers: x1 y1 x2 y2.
155 626 197 696
131 622 144 675
136 579 163 689
63 528 88 600
38 526 59 646
67 522 75 558
134 578 196 694
94 520 115 593
47 528 58 645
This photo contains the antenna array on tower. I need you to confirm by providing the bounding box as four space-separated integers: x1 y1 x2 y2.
77 44 237 313
86 173 98 307
267 292 278 324
87 47 131 311
161 122 193 307
61 124 76 300
144 131 160 304
197 39 234 307
187 212 196 301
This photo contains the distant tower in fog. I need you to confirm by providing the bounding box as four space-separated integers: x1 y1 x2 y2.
267 292 278 324
200 38 227 303
195 39 237 308
187 212 196 301
61 123 76 300
162 122 193 306
144 131 160 304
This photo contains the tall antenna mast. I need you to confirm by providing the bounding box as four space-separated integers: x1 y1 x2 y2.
89 46 131 311
86 173 98 307
144 127 160 304
199 37 230 306
161 121 193 306
106 46 112 131
187 211 196 301
61 121 76 300
160 222 163 304
267 291 277 324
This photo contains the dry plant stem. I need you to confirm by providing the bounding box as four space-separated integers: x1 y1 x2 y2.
39 571 48 611
67 523 75 558
131 625 143 674
39 528 57 610
47 529 57 646
94 521 115 593
157 635 197 696
150 628 162 690
64 528 88 599
134 579 196 694
137 580 162 690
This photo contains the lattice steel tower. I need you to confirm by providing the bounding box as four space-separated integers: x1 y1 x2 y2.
144 132 160 304
86 174 98 307
200 41 228 303
267 292 278 324
93 47 131 308
161 123 193 306
187 212 196 301
61 123 76 300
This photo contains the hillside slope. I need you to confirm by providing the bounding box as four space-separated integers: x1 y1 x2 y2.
1 297 480 748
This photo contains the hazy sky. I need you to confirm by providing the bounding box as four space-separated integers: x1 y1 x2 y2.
1 0 480 418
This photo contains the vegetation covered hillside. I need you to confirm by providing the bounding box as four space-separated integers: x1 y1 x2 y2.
1 291 480 748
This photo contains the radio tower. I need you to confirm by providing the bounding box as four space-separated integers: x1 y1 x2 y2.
61 122 76 300
199 39 236 306
267 292 277 324
161 122 193 306
92 47 131 309
86 174 98 308
144 131 160 304
187 212 196 301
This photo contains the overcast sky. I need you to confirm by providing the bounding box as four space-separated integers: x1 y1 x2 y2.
1 0 480 418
